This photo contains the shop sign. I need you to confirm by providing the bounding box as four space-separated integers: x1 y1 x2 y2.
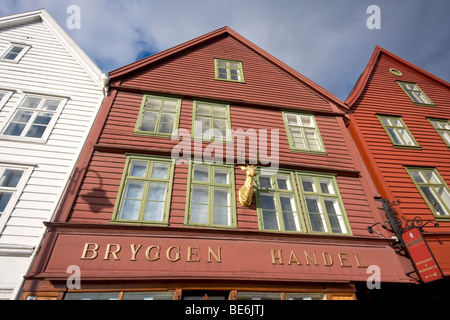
402 228 443 283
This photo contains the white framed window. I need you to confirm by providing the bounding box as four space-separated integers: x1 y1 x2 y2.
0 44 30 63
0 94 67 142
0 164 33 228
282 111 326 153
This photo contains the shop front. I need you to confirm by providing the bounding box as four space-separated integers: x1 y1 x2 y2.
22 223 415 300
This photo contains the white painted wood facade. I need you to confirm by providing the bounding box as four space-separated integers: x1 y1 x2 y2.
0 10 107 299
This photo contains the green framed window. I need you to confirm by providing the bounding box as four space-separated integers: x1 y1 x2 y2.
192 101 231 141
397 81 434 106
134 95 181 137
377 115 421 149
112 156 174 225
185 163 236 228
428 118 450 147
255 171 304 232
297 173 350 235
214 58 244 82
406 167 450 219
282 111 325 153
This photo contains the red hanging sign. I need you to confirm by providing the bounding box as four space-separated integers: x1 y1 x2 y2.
402 228 443 283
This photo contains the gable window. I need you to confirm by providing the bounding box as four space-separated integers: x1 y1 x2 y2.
214 59 244 82
0 164 33 223
255 171 303 232
397 81 434 106
282 111 325 153
406 167 450 218
192 101 231 141
377 115 421 149
1 95 66 141
1 44 30 63
134 95 181 137
428 118 450 147
112 156 174 225
185 163 236 228
297 173 350 234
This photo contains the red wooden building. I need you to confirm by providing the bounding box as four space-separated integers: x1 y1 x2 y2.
346 46 450 297
21 28 415 300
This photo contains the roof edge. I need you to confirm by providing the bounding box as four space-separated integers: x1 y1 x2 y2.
345 45 450 107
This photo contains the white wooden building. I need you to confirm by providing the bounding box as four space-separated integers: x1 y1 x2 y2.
0 9 107 299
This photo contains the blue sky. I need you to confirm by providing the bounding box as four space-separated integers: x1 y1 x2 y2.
1 0 449 101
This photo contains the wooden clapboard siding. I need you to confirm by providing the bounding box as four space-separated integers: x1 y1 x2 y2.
347 47 450 273
0 10 106 299
120 35 333 114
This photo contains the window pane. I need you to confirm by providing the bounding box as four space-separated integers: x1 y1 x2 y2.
261 194 278 230
193 166 209 182
325 199 344 233
4 122 26 136
302 178 315 192
398 129 414 145
280 195 298 231
285 293 324 300
140 111 157 132
32 112 53 125
424 171 440 184
276 175 290 190
0 169 24 187
420 186 447 216
64 292 121 300
214 188 229 206
158 113 175 134
320 179 333 194
162 100 177 112
144 201 164 221
213 106 226 117
119 181 144 220
410 170 425 183
214 205 230 225
0 191 13 213
192 185 209 204
147 183 166 201
237 292 281 300
130 161 147 177
300 115 312 127
305 128 320 150
196 104 210 115
435 187 450 215
123 292 174 300
306 197 326 232
387 128 403 145
286 114 298 125
25 124 46 138
152 163 169 179
145 98 161 110
191 204 209 224
259 176 272 189
42 99 60 111
214 168 229 184
21 97 41 109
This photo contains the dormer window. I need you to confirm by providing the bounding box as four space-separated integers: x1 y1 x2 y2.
1 44 30 63
397 81 434 106
214 59 244 82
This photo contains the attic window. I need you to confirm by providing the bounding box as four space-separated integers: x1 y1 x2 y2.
389 68 402 76
397 81 434 106
1 44 30 63
214 59 244 82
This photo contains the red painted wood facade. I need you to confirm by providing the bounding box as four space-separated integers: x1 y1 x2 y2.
22 28 416 300
347 46 450 280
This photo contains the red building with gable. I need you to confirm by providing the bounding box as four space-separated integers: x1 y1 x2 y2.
346 46 450 298
21 28 415 300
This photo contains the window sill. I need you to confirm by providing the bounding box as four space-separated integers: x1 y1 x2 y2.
110 220 169 227
184 223 238 230
412 102 437 107
0 135 48 144
393 145 423 150
214 77 245 84
133 131 177 139
289 148 328 155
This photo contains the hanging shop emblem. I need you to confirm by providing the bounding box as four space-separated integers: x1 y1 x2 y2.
401 228 443 283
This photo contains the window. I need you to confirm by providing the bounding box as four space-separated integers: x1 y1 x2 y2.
214 59 244 82
397 81 434 105
377 115 421 149
255 172 303 232
0 164 32 221
134 95 181 136
1 95 65 141
64 291 174 300
185 163 236 228
1 44 30 63
192 101 231 141
297 173 350 234
406 167 450 218
428 118 450 147
282 112 325 153
112 156 174 225
0 90 13 110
